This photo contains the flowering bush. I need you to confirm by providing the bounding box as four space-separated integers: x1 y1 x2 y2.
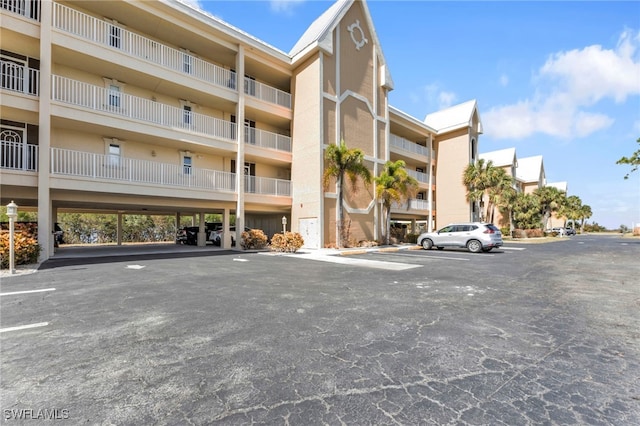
0 230 41 268
240 229 268 250
270 232 304 253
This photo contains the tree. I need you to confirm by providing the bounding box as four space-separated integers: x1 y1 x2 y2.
616 137 640 179
559 195 583 229
322 139 372 248
463 159 494 222
485 167 515 225
375 160 419 245
533 186 566 230
512 192 541 230
578 204 592 233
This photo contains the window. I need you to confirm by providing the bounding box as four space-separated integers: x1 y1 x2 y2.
108 143 121 167
108 84 120 108
183 105 192 126
183 155 192 175
108 23 121 49
245 119 256 144
182 51 192 74
244 75 256 96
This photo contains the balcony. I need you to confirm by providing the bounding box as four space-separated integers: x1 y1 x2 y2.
47 147 291 197
390 134 433 158
1 141 38 171
1 0 41 21
1 61 40 96
406 169 431 185
52 3 291 109
245 127 291 152
391 198 434 213
244 175 291 197
244 78 291 109
52 75 236 141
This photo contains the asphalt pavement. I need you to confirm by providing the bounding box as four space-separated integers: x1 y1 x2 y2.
1 235 639 424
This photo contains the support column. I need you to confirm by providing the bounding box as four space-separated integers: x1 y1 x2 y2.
175 212 181 244
222 208 231 249
235 46 246 249
427 134 434 232
117 213 123 245
37 0 53 261
197 212 206 246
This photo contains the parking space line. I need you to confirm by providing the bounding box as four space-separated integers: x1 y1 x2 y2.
0 288 56 297
0 322 49 333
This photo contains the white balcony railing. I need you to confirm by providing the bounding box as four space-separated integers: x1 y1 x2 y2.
1 0 41 21
245 175 291 197
390 134 431 158
245 127 291 152
51 147 236 192
406 169 429 184
244 78 291 109
52 3 292 109
392 199 433 212
1 61 40 96
52 75 236 141
1 141 38 171
52 3 235 91
49 147 292 197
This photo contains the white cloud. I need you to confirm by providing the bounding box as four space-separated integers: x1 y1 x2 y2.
270 0 306 15
499 73 509 87
485 29 640 140
438 91 457 109
411 83 458 111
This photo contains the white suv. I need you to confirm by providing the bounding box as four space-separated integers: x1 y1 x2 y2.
417 222 504 253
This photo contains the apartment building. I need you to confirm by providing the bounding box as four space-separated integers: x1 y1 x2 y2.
479 147 518 228
1 0 480 260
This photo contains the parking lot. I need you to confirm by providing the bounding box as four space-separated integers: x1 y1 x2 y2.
1 235 639 424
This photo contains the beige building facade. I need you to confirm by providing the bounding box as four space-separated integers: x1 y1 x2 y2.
1 0 480 260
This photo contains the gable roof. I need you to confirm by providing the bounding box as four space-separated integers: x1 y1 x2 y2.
479 148 517 168
516 155 545 183
547 181 568 193
424 100 482 134
289 0 393 88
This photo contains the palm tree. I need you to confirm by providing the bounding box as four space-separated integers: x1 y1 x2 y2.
512 192 541 230
463 159 494 222
533 186 566 230
616 137 640 179
561 195 583 230
375 160 419 245
322 139 372 248
579 204 592 233
485 167 515 224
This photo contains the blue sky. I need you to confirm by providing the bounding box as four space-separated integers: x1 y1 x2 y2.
186 0 640 230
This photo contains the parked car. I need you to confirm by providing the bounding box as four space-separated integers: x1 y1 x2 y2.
211 226 252 247
417 222 503 253
176 222 221 245
565 227 576 236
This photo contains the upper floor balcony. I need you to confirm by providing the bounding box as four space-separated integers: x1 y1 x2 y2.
390 134 434 160
406 169 434 185
50 147 291 197
1 60 39 96
1 0 41 21
51 2 291 109
391 198 434 214
52 75 236 142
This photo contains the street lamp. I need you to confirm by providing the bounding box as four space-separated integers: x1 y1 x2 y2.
282 216 287 234
6 201 18 274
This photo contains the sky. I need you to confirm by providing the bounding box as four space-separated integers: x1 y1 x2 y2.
184 0 640 230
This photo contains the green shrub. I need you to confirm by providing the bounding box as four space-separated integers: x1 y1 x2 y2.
525 229 544 238
405 233 419 244
270 232 304 253
1 229 41 268
240 229 268 250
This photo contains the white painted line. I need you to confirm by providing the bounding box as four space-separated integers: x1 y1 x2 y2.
421 255 470 261
501 247 525 251
233 258 249 262
290 253 422 270
0 322 49 333
0 288 56 297
126 265 146 269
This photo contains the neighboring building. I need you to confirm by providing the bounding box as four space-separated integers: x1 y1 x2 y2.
515 155 546 194
547 181 569 229
1 0 480 260
479 147 518 228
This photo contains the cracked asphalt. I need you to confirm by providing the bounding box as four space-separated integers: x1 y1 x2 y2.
1 235 639 424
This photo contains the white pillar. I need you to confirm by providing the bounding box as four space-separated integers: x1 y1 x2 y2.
235 45 245 249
